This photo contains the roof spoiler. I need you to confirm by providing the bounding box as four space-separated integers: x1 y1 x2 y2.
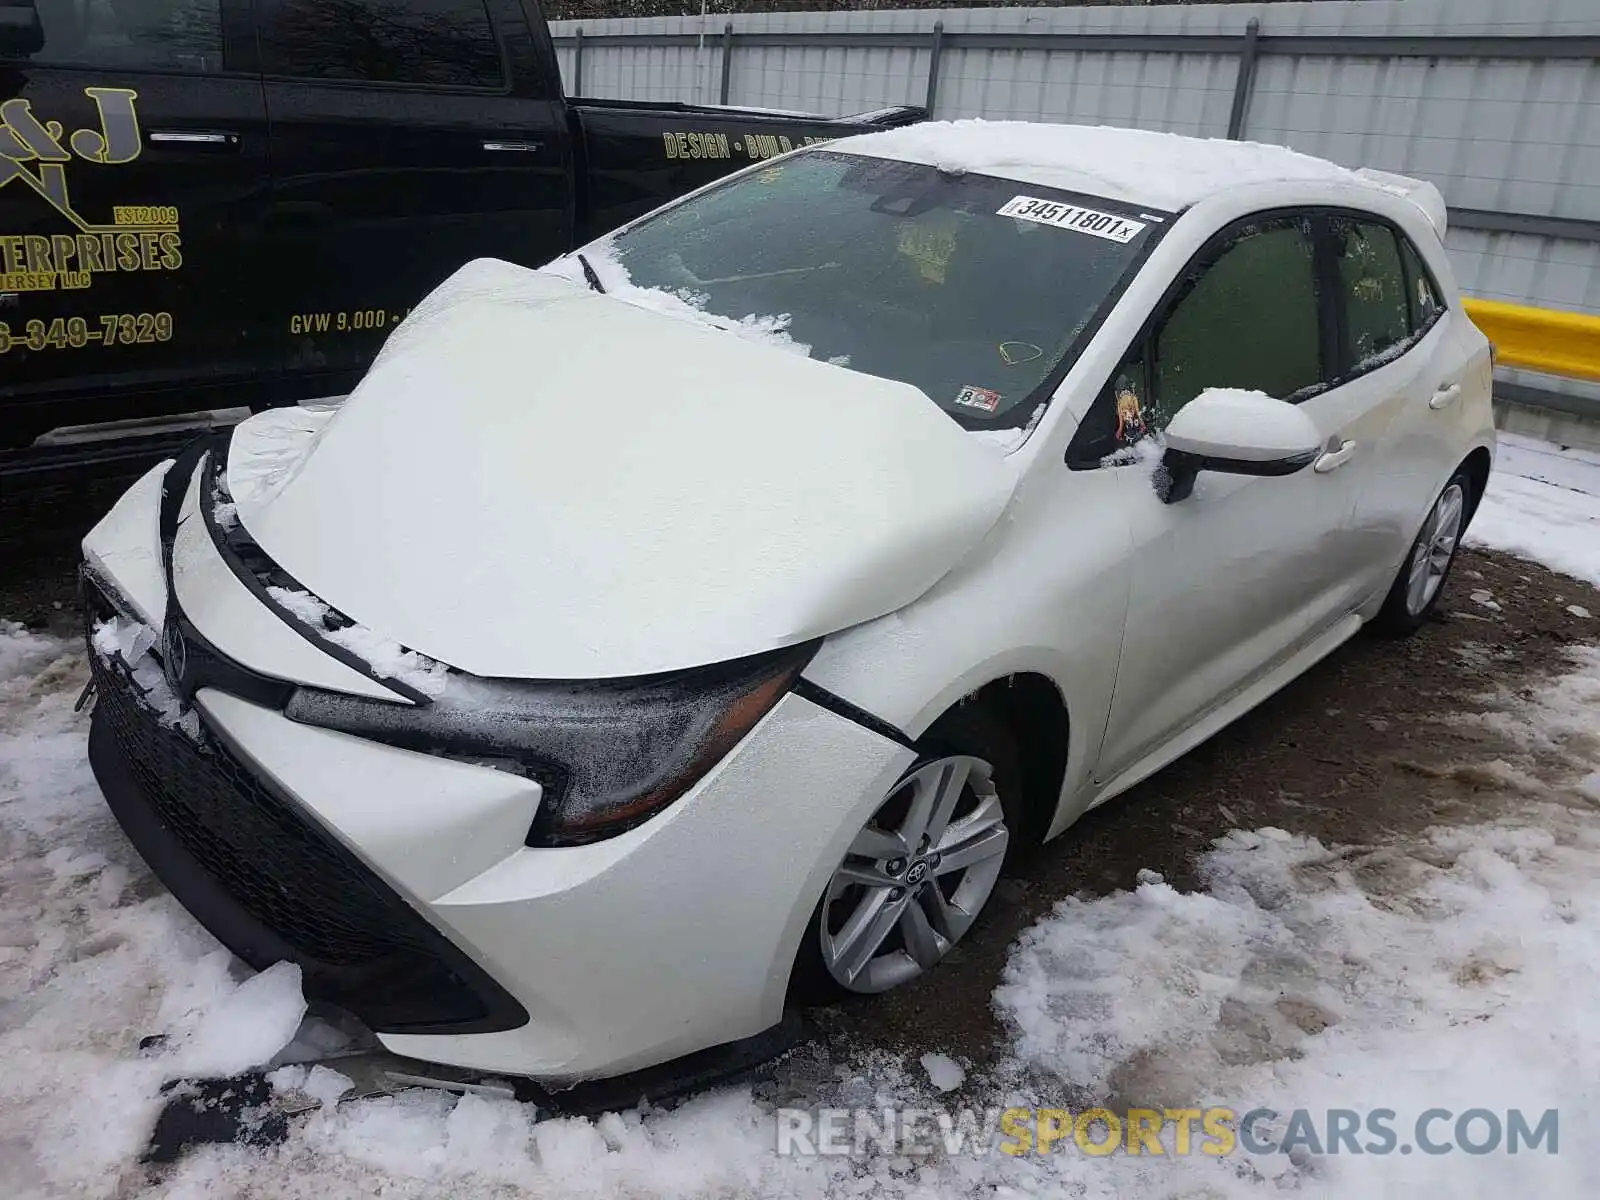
1354 168 1448 239
836 105 927 129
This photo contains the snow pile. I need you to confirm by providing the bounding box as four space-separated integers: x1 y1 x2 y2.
919 1052 967 1094
1467 433 1600 586
0 630 314 1195
174 961 307 1077
1439 642 1600 771
987 807 1600 1197
998 860 1264 1092
265 586 450 699
1 619 66 682
833 120 1362 211
541 242 815 360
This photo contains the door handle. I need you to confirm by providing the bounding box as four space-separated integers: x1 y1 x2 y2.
482 140 543 154
1314 439 1357 473
148 129 239 150
1429 383 1463 411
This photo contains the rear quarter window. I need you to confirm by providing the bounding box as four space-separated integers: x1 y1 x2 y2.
1324 216 1449 386
1399 234 1445 333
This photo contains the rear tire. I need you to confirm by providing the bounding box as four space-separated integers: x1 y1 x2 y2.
1371 468 1473 638
789 705 1022 1005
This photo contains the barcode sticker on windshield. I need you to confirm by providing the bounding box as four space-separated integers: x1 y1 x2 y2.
996 196 1146 244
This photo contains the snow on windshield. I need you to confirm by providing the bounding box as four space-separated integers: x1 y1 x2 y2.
540 241 814 360
558 150 1157 450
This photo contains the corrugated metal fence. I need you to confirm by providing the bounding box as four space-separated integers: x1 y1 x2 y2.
551 0 1600 413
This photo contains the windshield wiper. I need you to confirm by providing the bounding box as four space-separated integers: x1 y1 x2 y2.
576 252 606 295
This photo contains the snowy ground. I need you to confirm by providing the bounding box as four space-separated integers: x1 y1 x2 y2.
1466 433 1600 588
1 437 1598 1198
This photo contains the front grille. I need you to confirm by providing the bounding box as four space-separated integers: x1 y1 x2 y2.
86 619 526 1035
95 649 411 967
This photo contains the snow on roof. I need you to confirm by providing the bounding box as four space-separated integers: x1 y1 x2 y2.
830 119 1365 213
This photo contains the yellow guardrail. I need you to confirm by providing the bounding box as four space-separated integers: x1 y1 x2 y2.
1463 298 1600 383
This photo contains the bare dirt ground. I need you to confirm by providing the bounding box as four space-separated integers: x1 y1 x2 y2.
4 475 1597 1092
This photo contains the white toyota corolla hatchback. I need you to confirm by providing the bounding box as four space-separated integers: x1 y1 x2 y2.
81 121 1494 1083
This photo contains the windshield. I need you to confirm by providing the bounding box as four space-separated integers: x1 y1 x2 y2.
580 150 1167 430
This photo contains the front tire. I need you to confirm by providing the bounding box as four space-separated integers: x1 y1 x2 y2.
791 708 1020 1003
1372 469 1472 637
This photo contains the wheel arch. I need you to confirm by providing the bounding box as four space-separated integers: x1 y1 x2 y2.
1460 444 1493 526
933 672 1071 848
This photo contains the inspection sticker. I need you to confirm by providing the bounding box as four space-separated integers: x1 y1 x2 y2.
954 385 1003 413
996 196 1147 244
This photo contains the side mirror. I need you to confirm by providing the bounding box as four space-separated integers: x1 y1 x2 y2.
1155 388 1321 504
0 1 45 58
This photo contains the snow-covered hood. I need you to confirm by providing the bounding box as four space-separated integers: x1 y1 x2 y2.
229 261 1018 680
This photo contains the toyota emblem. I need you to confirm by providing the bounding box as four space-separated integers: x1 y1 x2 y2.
161 621 188 696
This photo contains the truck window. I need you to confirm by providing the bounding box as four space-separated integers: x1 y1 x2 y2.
5 0 223 71
258 0 504 89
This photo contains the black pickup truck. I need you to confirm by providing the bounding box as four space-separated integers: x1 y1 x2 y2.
0 0 920 481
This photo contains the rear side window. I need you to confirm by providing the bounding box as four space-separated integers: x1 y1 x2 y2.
5 0 223 71
1400 235 1444 332
1332 218 1410 369
1153 219 1323 416
1326 219 1447 385
259 0 504 88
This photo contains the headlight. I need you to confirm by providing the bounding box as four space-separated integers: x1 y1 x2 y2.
285 641 818 846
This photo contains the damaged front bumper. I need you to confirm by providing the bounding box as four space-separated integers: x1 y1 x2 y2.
80 441 915 1082
83 572 534 1037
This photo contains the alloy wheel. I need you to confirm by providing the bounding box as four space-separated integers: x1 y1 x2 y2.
819 755 1009 993
1405 481 1465 616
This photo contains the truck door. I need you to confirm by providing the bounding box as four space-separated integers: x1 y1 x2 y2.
257 0 573 388
0 0 271 451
